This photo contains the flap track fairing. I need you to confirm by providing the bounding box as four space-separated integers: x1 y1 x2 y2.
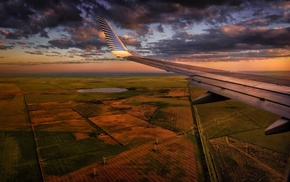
192 91 229 105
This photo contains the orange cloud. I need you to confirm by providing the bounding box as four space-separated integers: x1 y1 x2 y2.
221 25 246 37
70 27 105 41
0 29 9 36
120 35 141 47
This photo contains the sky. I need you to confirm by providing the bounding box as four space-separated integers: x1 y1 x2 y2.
0 0 290 72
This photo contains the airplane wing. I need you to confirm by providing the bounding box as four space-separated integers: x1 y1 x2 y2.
98 17 290 135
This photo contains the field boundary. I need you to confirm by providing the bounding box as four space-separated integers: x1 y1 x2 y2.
23 94 44 182
193 106 220 182
71 107 123 146
188 85 219 182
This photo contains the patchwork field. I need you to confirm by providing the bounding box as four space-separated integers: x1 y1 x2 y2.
0 74 289 181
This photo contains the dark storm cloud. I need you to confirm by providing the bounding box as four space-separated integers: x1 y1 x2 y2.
0 0 82 38
155 0 243 8
1 0 289 60
0 1 267 37
48 37 106 51
150 25 290 59
94 0 249 31
0 0 284 36
0 1 34 28
92 1 206 31
93 0 289 59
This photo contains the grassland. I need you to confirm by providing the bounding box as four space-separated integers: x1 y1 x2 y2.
0 74 289 181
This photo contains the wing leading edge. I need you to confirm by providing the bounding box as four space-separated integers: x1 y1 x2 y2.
98 17 290 135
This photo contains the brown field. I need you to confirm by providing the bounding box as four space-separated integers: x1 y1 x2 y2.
32 94 202 181
0 94 29 131
90 113 177 145
29 102 95 133
127 103 158 121
167 88 188 97
0 83 22 91
159 106 193 131
45 136 199 182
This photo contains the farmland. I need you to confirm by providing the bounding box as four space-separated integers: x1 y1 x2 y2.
0 74 289 181
190 86 290 181
0 74 203 181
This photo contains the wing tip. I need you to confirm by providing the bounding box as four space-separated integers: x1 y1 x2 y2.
97 16 132 58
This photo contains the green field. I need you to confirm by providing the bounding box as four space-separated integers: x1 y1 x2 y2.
195 98 290 154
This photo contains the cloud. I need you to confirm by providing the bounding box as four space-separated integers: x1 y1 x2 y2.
24 50 46 55
39 1 82 28
149 23 290 60
17 40 26 45
178 48 290 62
0 0 82 39
0 45 13 50
69 26 105 41
45 51 64 57
95 0 244 33
156 24 164 33
120 35 141 47
48 39 74 49
173 32 195 40
66 48 106 59
68 49 79 54
40 30 49 38
0 29 10 36
48 36 106 51
24 50 66 57
221 25 246 37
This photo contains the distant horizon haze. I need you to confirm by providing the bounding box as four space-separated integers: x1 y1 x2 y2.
0 59 289 76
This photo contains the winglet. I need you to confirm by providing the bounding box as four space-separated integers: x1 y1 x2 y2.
98 17 132 58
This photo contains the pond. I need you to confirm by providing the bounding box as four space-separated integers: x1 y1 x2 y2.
77 88 128 93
